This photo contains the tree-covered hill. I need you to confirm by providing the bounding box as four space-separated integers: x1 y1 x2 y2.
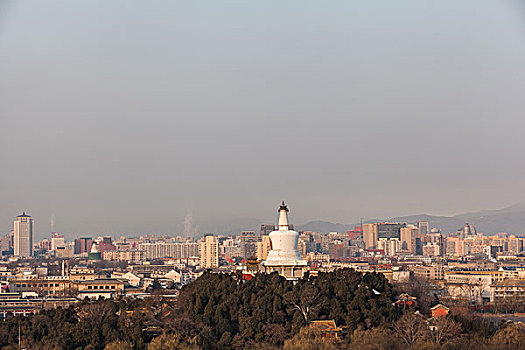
179 269 397 348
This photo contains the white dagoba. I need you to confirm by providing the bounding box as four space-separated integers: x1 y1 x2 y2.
264 201 307 280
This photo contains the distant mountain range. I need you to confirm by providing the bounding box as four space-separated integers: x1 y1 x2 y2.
295 220 356 233
296 201 525 234
197 202 525 235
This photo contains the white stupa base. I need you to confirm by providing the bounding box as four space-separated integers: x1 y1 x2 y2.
263 261 307 280
264 249 307 266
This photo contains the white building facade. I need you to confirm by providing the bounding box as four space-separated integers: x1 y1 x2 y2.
14 213 33 258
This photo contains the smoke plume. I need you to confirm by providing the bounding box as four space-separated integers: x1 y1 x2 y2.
183 211 193 237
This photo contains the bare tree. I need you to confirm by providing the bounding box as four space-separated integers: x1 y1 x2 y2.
285 285 324 324
393 312 428 349
104 340 133 350
490 323 525 350
457 279 487 306
428 316 462 349
82 302 115 329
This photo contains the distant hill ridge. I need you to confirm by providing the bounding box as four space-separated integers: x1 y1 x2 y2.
296 201 525 234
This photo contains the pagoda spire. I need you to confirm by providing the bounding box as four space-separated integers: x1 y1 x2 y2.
278 201 289 231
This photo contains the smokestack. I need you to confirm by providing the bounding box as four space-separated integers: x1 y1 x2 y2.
184 211 193 237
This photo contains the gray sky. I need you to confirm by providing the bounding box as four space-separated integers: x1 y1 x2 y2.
1 1 525 239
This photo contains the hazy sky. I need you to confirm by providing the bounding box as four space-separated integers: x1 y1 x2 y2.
2 1 525 238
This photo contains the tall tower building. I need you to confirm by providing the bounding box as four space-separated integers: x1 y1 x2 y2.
363 223 378 249
362 222 406 249
74 237 93 255
256 235 272 261
260 224 276 236
400 225 419 253
200 234 219 268
0 233 10 253
418 221 430 235
240 231 259 259
457 223 476 239
14 212 33 258
264 201 307 280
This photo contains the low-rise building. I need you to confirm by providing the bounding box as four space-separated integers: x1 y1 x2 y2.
10 275 72 296
119 272 141 287
410 265 444 280
490 279 525 304
309 320 343 338
445 272 492 304
0 292 77 319
430 304 449 318
103 249 146 262
74 278 125 300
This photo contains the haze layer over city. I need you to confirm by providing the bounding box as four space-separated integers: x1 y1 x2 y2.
2 1 525 238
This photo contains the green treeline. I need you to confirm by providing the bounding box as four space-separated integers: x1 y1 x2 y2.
0 269 524 350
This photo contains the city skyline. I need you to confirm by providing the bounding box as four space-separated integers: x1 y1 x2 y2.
4 198 525 240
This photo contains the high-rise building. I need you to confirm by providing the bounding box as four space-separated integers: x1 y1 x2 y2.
74 237 93 255
260 224 276 236
98 236 116 252
347 226 363 240
138 242 200 260
256 235 272 261
240 231 259 258
457 223 476 239
363 223 406 249
200 234 219 268
421 233 443 257
220 238 240 258
51 232 65 251
14 212 33 258
422 243 441 257
362 224 378 249
38 239 52 252
377 223 406 239
418 221 430 235
329 240 345 260
0 233 12 254
377 238 400 256
298 233 317 258
508 235 524 254
445 237 463 256
400 226 419 253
